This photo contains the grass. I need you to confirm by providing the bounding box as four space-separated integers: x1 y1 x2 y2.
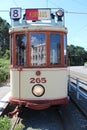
0 58 9 83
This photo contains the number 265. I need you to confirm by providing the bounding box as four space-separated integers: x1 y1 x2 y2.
30 78 47 83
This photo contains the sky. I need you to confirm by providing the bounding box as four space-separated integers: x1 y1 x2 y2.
0 0 87 50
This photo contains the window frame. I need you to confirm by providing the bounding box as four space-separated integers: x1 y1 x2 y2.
10 31 67 68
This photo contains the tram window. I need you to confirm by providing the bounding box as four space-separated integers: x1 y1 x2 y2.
16 34 26 65
30 33 46 66
50 34 60 65
64 34 67 65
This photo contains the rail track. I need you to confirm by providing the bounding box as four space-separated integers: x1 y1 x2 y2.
1 99 87 130
1 89 87 129
10 113 21 130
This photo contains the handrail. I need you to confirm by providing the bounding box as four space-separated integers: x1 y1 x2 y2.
68 75 87 100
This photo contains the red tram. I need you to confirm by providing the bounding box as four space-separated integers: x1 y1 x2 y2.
9 8 69 111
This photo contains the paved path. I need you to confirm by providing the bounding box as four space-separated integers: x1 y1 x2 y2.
0 81 10 115
68 66 87 82
0 81 10 99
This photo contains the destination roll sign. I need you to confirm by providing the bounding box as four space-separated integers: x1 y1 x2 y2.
26 9 51 20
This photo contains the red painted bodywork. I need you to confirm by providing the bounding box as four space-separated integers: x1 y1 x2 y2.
9 97 69 110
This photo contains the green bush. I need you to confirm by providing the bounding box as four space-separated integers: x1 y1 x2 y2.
0 115 25 130
3 50 10 60
0 115 11 130
14 123 25 130
0 58 9 83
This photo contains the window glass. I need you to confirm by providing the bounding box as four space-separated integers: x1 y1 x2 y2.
64 34 67 65
16 34 26 65
30 33 46 66
50 34 60 64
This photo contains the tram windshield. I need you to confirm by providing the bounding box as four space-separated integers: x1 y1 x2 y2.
30 33 46 66
50 34 60 64
16 34 26 65
10 31 67 67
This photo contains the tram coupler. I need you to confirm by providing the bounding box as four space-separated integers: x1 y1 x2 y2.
8 105 21 118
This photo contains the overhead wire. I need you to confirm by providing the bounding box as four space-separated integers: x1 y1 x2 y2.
0 0 87 15
47 0 61 9
47 0 87 15
0 9 87 15
12 0 18 7
65 11 87 15
71 0 87 7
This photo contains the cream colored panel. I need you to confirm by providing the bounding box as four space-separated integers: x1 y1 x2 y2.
19 68 68 100
10 70 19 97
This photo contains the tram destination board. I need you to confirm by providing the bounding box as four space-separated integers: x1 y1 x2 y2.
26 8 51 20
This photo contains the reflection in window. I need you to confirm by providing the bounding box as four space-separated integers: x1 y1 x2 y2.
16 34 26 65
30 33 46 66
64 34 67 65
50 34 60 64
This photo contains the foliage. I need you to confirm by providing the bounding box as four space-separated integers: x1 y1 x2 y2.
3 49 10 59
0 115 11 130
14 123 25 130
0 58 9 82
0 115 25 130
68 45 87 66
0 17 10 57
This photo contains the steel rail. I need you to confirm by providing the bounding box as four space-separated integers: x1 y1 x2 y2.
10 112 21 130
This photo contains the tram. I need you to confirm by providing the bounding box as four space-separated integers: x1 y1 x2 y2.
9 8 69 111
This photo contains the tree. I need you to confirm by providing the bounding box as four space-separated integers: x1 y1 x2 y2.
68 44 87 66
0 17 10 57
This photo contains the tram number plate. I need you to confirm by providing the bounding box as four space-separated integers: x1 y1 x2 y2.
30 78 47 83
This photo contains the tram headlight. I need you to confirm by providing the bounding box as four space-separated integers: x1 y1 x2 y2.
32 84 45 97
56 8 64 21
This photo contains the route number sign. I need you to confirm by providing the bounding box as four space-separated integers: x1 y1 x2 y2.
10 8 22 20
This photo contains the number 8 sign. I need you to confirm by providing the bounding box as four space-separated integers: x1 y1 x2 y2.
10 8 22 20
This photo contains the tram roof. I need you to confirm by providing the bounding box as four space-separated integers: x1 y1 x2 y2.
9 8 68 33
9 23 67 33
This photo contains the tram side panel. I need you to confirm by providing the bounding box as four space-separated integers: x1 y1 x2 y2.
10 68 68 100
10 70 19 97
